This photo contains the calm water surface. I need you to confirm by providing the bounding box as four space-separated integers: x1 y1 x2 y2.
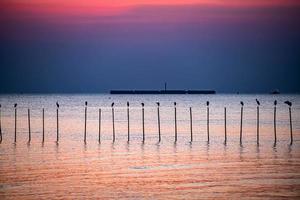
0 94 299 199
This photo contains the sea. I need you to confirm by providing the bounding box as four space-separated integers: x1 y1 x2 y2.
0 94 299 199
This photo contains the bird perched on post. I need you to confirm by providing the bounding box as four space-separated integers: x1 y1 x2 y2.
240 101 244 106
174 102 177 106
56 102 59 108
127 102 129 107
111 102 114 107
85 101 88 106
156 102 160 106
206 101 209 106
274 100 277 106
141 103 144 107
255 99 260 106
14 103 17 108
284 101 292 107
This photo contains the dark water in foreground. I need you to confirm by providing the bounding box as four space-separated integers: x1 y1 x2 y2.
0 94 299 199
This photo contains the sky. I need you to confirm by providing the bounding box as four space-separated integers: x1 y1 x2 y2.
0 0 300 93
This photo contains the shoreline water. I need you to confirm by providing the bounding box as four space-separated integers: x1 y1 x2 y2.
0 94 299 199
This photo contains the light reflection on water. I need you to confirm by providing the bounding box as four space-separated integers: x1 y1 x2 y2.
0 94 299 199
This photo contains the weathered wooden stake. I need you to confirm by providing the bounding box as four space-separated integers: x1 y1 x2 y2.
190 107 193 142
224 107 227 144
28 109 31 143
157 102 161 142
206 101 210 143
111 103 115 142
99 108 101 143
42 108 45 143
174 102 177 143
14 104 17 143
240 101 244 144
255 99 260 145
0 104 2 143
284 101 293 145
289 107 293 145
127 102 130 142
257 106 260 145
56 108 59 142
84 101 87 143
273 100 277 146
142 103 145 142
56 102 59 143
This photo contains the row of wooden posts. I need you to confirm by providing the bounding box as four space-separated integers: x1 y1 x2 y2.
0 100 294 145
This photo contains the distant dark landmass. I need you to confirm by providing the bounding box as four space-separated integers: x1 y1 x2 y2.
270 89 280 95
110 90 216 94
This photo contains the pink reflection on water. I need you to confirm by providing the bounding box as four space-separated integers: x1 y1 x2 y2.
0 94 299 199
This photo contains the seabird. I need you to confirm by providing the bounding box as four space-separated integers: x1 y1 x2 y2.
255 99 260 106
284 101 292 107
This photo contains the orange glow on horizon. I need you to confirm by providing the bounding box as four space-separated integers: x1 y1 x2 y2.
2 0 300 17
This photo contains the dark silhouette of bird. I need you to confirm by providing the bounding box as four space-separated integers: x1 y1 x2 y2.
284 101 292 107
156 102 160 106
14 103 17 108
141 103 144 107
240 101 244 106
127 102 129 107
85 101 88 106
274 100 277 106
0 104 1 108
206 101 209 106
174 102 177 106
111 102 114 107
256 99 260 106
56 102 59 108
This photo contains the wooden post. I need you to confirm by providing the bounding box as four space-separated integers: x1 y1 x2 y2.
55 102 60 143
174 102 177 143
42 108 45 143
112 104 115 142
224 107 227 144
206 101 210 143
284 101 293 145
240 105 243 144
255 99 261 145
274 104 277 146
257 106 259 145
127 102 130 142
190 107 193 142
289 107 293 145
98 108 101 143
157 102 161 143
14 104 17 143
56 108 59 143
0 104 2 143
28 109 31 143
84 103 87 143
142 103 145 142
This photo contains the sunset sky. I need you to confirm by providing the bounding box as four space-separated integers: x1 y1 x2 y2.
1 0 299 93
